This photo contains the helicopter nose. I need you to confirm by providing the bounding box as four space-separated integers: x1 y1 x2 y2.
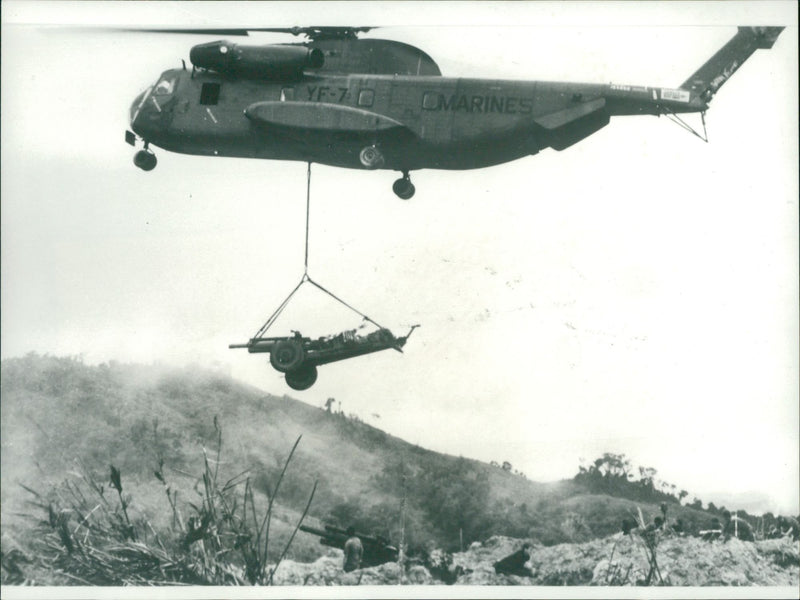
129 87 168 142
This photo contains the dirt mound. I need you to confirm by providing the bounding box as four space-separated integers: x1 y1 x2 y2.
453 533 799 586
587 534 798 586
269 533 799 586
269 550 439 585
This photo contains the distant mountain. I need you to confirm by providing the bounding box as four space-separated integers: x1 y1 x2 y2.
0 354 730 559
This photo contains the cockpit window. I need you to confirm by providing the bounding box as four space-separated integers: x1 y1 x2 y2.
154 78 175 95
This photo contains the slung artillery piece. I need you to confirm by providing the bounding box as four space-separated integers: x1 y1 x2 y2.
230 325 418 390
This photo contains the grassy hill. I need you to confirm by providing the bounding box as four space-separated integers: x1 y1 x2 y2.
0 353 751 583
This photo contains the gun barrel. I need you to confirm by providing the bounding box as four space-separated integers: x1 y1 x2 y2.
299 525 329 537
228 343 251 349
322 524 394 548
324 524 347 535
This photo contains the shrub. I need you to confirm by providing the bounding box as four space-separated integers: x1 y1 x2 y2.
16 421 316 585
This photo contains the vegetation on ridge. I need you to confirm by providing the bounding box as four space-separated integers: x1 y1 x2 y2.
1 354 797 585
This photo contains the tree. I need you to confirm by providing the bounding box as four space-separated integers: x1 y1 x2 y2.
637 466 657 491
593 453 632 479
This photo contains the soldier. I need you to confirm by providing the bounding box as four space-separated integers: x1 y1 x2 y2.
343 526 363 572
642 517 664 543
784 517 800 540
775 516 800 539
722 510 754 542
493 543 532 576
674 518 686 535
701 518 723 541
621 518 637 535
768 517 783 539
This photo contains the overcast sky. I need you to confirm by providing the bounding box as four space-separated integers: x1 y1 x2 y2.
2 1 797 515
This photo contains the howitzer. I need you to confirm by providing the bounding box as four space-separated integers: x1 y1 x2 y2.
299 524 398 567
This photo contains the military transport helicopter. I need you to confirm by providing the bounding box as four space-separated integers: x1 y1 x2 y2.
126 25 783 199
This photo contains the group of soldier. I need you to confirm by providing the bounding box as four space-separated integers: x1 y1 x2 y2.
621 503 799 543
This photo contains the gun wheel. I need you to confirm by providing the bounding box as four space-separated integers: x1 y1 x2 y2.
286 364 318 391
270 340 305 372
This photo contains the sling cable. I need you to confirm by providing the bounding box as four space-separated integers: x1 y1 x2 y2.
229 163 418 391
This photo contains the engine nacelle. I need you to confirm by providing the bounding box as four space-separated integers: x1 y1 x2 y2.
189 41 324 79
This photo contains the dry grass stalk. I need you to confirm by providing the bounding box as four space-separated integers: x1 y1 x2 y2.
632 506 666 585
16 419 316 586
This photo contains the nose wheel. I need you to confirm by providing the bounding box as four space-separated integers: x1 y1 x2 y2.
392 172 415 200
133 148 157 171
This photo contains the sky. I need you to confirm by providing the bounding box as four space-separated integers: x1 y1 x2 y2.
2 1 798 516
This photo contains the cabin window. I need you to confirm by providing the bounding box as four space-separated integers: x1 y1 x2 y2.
154 77 175 96
280 87 295 101
200 82 221 105
358 89 374 107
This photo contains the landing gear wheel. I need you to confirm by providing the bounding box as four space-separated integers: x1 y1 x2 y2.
270 340 305 373
359 145 385 169
392 174 415 199
133 150 157 171
285 364 318 391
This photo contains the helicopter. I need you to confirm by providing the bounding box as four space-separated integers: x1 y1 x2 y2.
126 25 784 199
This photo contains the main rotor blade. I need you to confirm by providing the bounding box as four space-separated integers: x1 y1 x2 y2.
112 27 252 36
83 25 377 39
249 26 376 36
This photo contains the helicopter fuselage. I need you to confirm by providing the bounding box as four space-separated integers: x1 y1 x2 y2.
130 67 705 172
127 27 783 197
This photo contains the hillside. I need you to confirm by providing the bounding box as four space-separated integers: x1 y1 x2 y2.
1 355 554 553
2 354 794 586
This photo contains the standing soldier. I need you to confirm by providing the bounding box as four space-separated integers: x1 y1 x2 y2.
343 526 363 572
722 510 755 542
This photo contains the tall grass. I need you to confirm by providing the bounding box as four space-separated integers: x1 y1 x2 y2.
632 506 666 585
18 419 316 585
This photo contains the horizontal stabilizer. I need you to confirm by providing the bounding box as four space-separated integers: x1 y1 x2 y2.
745 26 784 50
534 98 606 130
246 101 411 134
534 97 609 151
680 26 785 101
